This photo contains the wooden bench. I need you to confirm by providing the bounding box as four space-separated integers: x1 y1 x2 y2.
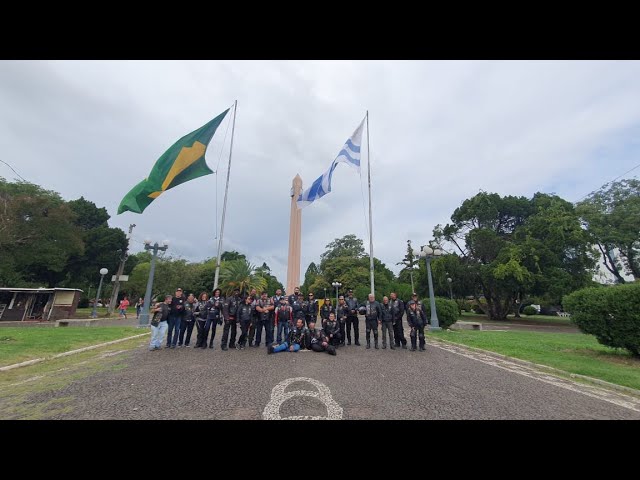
556 312 571 318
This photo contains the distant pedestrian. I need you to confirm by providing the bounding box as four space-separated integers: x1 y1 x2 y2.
118 296 130 319
135 297 144 319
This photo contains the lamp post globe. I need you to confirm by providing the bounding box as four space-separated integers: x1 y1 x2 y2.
92 268 109 318
331 282 342 313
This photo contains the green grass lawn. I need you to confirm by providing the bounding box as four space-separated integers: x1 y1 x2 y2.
0 327 144 367
431 329 640 390
460 311 573 325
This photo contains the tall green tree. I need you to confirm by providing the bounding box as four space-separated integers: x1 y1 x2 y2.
220 250 247 262
316 234 395 300
255 262 284 295
576 178 640 282
67 197 110 230
435 191 594 320
302 262 319 294
320 234 365 262
397 240 419 291
64 197 128 292
0 178 84 287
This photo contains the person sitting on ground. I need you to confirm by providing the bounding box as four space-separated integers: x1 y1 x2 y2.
306 321 336 355
268 318 306 354
323 312 341 347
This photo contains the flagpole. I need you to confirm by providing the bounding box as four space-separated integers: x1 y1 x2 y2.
366 110 375 295
213 100 237 291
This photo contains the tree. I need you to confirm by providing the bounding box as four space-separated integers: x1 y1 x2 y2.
435 191 594 320
64 226 128 290
67 197 110 230
0 178 84 287
397 240 419 292
320 234 365 262
220 250 247 262
127 256 198 301
576 179 640 282
219 259 267 296
302 262 319 294
255 262 284 295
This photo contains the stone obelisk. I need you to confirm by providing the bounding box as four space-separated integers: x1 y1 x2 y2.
286 174 303 294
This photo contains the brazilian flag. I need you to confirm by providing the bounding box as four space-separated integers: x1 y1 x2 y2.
118 109 230 214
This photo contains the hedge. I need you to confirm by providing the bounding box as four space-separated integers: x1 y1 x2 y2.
422 297 460 330
563 282 640 356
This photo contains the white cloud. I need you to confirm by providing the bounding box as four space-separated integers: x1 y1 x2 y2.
1 60 639 288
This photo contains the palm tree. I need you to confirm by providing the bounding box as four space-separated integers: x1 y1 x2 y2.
219 259 267 296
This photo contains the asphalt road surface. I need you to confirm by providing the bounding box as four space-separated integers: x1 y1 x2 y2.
6 321 639 420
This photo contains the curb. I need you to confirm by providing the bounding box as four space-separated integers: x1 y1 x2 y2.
0 333 150 372
428 335 640 398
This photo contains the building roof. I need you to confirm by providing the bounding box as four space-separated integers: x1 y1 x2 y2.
0 288 84 293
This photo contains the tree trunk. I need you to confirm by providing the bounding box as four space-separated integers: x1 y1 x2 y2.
598 243 626 283
481 285 509 320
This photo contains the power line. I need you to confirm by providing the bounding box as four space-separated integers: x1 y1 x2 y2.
575 161 640 203
0 159 27 182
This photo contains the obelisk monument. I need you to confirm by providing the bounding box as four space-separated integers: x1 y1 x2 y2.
286 174 303 294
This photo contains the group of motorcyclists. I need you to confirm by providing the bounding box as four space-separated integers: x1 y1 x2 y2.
148 286 430 354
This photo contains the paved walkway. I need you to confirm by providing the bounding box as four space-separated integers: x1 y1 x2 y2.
2 321 638 420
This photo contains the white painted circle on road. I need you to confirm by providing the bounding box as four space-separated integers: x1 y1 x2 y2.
263 377 343 420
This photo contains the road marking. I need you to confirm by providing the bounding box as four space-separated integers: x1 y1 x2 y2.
429 340 640 413
263 377 343 420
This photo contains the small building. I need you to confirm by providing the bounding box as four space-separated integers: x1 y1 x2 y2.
0 288 83 321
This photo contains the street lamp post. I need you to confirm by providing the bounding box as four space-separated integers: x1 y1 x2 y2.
138 239 169 327
447 277 453 301
91 268 109 318
331 281 342 312
416 246 444 330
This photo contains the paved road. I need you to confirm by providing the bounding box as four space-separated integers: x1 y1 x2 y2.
8 321 639 420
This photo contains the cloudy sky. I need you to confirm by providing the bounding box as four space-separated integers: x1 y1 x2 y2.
1 61 639 285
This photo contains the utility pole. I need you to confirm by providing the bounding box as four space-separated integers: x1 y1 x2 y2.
108 223 136 315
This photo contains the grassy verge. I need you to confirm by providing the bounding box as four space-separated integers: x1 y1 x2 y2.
0 327 144 367
430 330 640 391
0 336 146 419
460 311 573 325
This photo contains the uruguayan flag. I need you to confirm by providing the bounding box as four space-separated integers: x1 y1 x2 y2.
297 119 365 209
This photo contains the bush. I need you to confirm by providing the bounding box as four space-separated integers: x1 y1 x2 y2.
77 297 90 308
563 283 640 357
455 299 472 313
423 297 460 329
471 304 485 314
523 305 538 316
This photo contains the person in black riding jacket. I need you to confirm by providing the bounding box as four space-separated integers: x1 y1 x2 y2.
235 295 254 350
406 300 427 352
221 288 241 351
306 321 336 355
380 296 395 349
